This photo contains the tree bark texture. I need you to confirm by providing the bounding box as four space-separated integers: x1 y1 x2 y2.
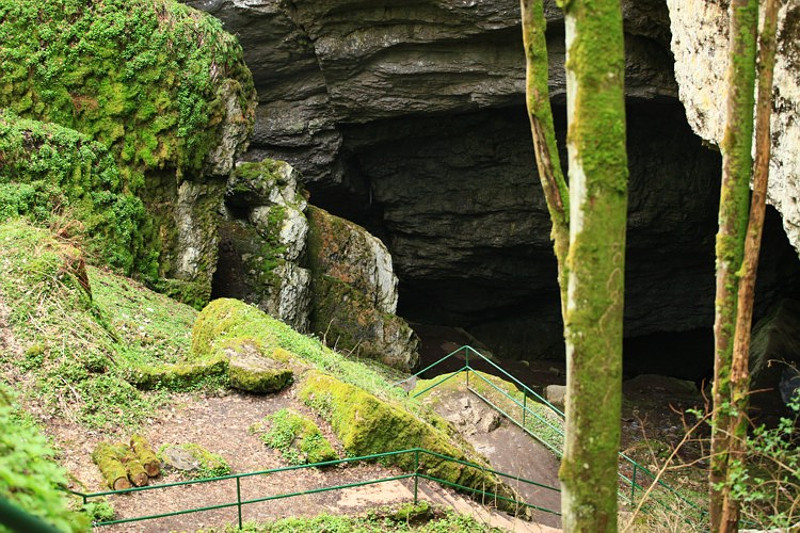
721 1 780 530
558 0 628 530
709 0 759 529
520 0 570 318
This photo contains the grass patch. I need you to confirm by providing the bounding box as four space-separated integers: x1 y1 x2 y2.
0 219 200 428
253 408 337 465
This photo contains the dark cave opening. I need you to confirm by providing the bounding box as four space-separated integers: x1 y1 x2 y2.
313 98 800 386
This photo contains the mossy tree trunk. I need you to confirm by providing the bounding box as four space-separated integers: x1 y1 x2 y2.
520 0 570 318
558 0 629 530
709 0 759 529
721 1 780 530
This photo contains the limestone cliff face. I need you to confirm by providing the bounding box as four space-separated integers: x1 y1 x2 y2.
667 0 800 254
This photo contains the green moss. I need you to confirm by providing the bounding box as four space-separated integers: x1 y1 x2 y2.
255 408 337 465
0 0 255 178
0 0 256 300
0 111 153 275
228 362 292 394
127 355 229 391
310 274 416 370
297 371 517 509
158 443 230 479
192 299 410 407
559 1 628 529
149 277 212 311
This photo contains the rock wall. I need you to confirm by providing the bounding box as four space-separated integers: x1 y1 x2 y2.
667 0 800 254
188 0 800 369
212 160 420 371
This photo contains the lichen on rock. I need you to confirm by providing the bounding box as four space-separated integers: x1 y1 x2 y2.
667 0 800 255
307 205 420 371
216 160 312 330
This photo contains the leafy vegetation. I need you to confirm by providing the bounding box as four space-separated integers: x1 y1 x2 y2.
254 408 337 465
724 396 800 529
0 386 89 532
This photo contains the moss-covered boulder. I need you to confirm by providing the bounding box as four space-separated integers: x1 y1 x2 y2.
228 355 293 394
126 354 229 391
307 206 420 371
255 408 337 465
298 371 522 512
0 0 256 304
215 160 311 330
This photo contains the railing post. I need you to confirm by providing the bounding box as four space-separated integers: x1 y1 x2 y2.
465 348 470 388
236 476 243 530
522 393 527 429
413 449 419 505
631 463 637 504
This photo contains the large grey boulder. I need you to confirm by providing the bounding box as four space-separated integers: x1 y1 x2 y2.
215 160 313 331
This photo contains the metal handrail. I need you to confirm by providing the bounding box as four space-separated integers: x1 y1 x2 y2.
395 345 707 520
68 447 561 528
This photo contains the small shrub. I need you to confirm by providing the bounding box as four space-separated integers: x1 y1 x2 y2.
257 409 337 465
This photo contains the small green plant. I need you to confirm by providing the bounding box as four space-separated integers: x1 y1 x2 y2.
257 409 337 465
724 395 800 529
82 498 115 523
0 386 89 532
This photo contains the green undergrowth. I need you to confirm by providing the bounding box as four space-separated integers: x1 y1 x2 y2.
200 503 503 532
0 386 89 532
413 370 564 454
0 219 206 428
253 408 337 465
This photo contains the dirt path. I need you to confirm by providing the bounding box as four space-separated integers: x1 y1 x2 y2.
44 387 559 532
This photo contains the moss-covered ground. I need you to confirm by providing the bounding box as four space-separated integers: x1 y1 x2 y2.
200 503 504 532
0 218 208 429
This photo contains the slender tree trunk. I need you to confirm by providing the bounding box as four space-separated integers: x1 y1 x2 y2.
558 0 628 530
520 0 570 318
709 0 759 529
720 1 780 530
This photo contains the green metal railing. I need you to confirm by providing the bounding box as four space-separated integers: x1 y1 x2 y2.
67 448 561 528
394 345 707 521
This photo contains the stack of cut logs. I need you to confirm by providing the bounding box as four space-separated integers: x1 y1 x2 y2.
92 435 161 490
